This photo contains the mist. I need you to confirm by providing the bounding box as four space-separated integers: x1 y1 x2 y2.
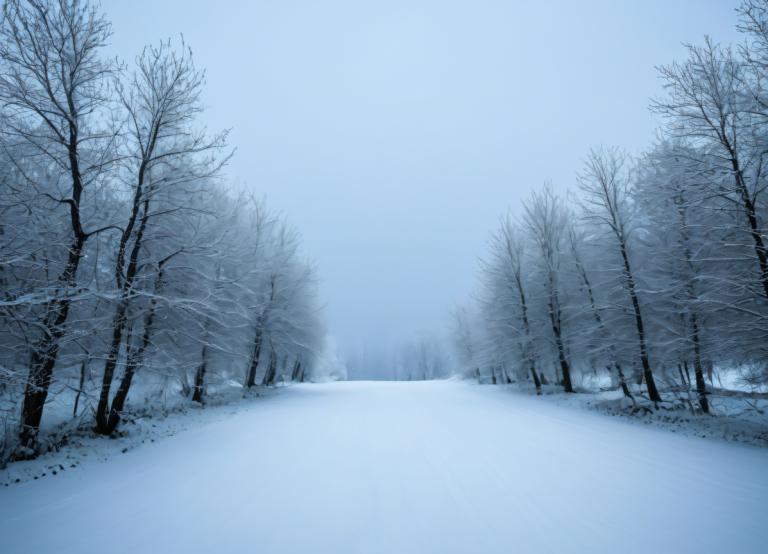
102 0 740 373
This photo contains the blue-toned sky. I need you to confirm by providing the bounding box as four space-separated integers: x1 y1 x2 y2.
104 0 740 362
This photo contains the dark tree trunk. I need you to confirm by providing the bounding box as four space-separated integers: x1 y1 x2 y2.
674 190 710 414
72 359 88 418
531 366 542 395
95 301 129 433
732 164 768 299
193 312 215 403
105 331 150 432
544 270 573 393
19 235 85 449
245 326 263 388
247 280 276 388
503 368 513 384
619 244 661 403
192 344 208 404
290 359 302 382
574 254 632 399
106 355 138 433
683 360 692 387
99 262 164 435
13 19 107 451
690 316 709 414
262 348 277 386
615 363 633 400
550 313 574 393
514 273 541 395
95 189 153 435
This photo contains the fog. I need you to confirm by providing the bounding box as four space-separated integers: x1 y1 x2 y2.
103 0 739 368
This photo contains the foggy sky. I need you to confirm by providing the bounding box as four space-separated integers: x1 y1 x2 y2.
103 0 740 362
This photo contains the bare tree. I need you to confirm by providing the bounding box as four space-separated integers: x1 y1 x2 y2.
633 142 723 413
480 217 542 393
566 224 632 399
653 38 768 301
578 148 662 404
0 0 117 449
523 187 574 393
93 38 229 434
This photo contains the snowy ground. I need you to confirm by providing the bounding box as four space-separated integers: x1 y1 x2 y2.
1 380 766 554
510 382 768 447
0 381 280 486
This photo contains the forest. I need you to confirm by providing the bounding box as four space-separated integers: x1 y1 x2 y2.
452 0 768 418
0 0 325 461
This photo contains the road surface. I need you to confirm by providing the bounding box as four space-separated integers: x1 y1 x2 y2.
1 380 766 553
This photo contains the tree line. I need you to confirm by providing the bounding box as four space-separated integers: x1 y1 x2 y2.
452 0 768 413
0 0 324 460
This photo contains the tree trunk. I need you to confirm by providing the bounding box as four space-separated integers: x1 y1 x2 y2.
551 319 574 393
615 363 633 400
690 316 709 414
19 236 85 449
545 270 574 393
262 348 277 386
619 244 661 403
298 363 307 383
106 356 138 433
732 165 768 299
192 344 208 404
72 359 88 418
531 365 542 395
290 359 302 382
573 252 632 399
515 273 541 396
95 189 154 435
100 264 164 435
244 326 263 388
105 329 151 432
95 301 129 433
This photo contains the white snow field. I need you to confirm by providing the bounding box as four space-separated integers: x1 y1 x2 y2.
1 381 766 554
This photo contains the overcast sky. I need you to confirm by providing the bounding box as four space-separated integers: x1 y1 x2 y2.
104 0 740 363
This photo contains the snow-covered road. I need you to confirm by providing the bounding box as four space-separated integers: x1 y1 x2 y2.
1 381 766 554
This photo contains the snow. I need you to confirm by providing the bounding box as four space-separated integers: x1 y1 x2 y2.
0 380 281 486
1 380 766 554
506 382 768 447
